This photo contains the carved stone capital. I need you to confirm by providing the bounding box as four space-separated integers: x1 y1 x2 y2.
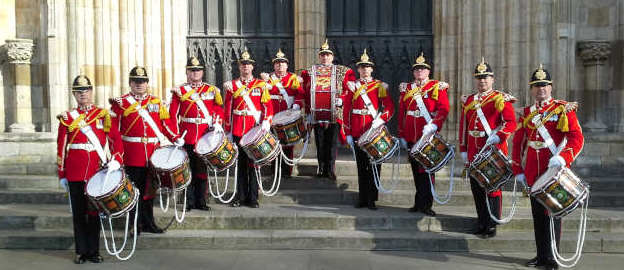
3 39 35 64
578 40 611 66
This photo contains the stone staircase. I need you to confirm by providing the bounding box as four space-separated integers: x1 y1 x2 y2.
0 156 623 253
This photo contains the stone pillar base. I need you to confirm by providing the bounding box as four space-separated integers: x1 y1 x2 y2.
9 123 36 133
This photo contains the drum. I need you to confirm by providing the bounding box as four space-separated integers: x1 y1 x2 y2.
357 125 397 163
87 168 138 218
468 145 514 193
149 145 192 192
409 132 455 173
240 125 280 166
195 131 238 172
272 109 307 145
531 167 589 218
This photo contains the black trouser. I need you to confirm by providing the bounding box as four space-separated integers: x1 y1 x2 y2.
531 197 562 263
469 177 501 229
69 181 101 256
407 152 434 211
234 136 259 203
183 144 208 208
281 145 294 177
125 166 156 229
313 123 339 174
354 144 379 205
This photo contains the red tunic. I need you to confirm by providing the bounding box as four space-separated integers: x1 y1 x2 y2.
298 65 356 120
109 94 180 167
266 72 303 113
458 90 517 197
512 99 584 186
169 83 224 145
56 105 124 182
223 78 274 137
342 79 395 139
397 80 450 143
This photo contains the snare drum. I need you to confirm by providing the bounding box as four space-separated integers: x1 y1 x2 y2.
530 167 589 218
409 132 455 173
149 146 192 192
468 145 514 193
87 168 138 218
240 126 281 166
195 131 238 172
357 125 397 163
272 109 307 145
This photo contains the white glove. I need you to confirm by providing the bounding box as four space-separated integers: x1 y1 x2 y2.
399 138 408 150
346 135 354 148
174 137 185 147
107 160 121 172
371 118 384 128
213 123 224 133
334 98 343 107
460 152 468 164
261 120 271 131
422 123 438 135
260 72 270 81
515 173 527 188
59 178 69 192
485 134 500 145
227 132 233 142
548 155 566 168
292 104 301 110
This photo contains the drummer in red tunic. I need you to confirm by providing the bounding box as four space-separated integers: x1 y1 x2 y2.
512 65 584 270
260 49 303 178
57 75 123 264
223 49 274 208
458 58 517 238
342 49 394 210
110 66 183 234
169 56 224 211
397 52 450 216
299 39 356 180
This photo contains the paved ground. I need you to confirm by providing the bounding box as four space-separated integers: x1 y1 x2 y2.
0 250 622 270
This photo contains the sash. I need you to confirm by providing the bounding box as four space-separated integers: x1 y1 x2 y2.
69 110 107 163
125 96 167 143
410 83 433 124
530 105 559 155
271 74 294 108
183 85 213 126
354 82 378 117
235 80 261 123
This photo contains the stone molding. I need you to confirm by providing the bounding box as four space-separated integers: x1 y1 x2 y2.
578 40 611 66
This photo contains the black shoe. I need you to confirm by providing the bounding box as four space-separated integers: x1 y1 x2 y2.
543 261 559 270
185 204 193 211
355 202 366 208
367 202 378 210
327 172 337 181
408 206 419 212
73 254 87 264
87 254 103 263
422 208 436 216
143 223 164 234
481 227 496 238
196 204 211 211
230 200 241 207
248 201 260 208
526 257 543 267
472 226 486 235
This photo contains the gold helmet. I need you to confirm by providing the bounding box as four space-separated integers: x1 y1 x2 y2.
473 57 494 78
412 52 431 70
129 66 149 82
356 49 374 67
529 64 552 86
186 56 204 70
71 75 93 91
272 48 289 63
318 39 333 55
238 49 255 64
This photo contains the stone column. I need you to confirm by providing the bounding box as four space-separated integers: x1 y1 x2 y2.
578 41 611 133
294 0 326 72
2 39 35 133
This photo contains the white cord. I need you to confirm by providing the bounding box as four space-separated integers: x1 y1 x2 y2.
428 155 455 205
485 176 519 224
550 198 589 268
208 164 238 203
280 132 311 166
99 191 139 261
255 147 282 196
369 138 401 194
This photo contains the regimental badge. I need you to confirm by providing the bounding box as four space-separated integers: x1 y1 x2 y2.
321 39 330 51
241 50 251 61
136 67 145 76
416 53 426 65
191 57 200 66
276 49 285 59
477 62 487 73
77 76 88 87
535 64 547 80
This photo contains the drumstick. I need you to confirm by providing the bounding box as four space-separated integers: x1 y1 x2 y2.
167 130 188 163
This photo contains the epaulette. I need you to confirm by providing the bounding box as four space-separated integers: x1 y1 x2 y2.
461 94 470 103
497 91 517 103
223 81 233 92
109 97 123 106
346 81 356 92
555 100 578 113
380 82 389 90
437 81 449 90
56 111 69 121
297 76 303 83
171 86 183 97
399 82 408 93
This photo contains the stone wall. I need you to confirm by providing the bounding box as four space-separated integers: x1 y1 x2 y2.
0 133 56 175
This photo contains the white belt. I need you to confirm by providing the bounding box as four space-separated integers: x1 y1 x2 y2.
181 117 210 124
122 135 159 143
406 110 422 117
270 95 283 100
68 143 96 152
233 109 260 116
352 109 370 115
468 130 486 138
528 140 549 150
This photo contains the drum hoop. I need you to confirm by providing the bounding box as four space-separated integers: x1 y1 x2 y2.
365 138 399 164
252 144 281 166
150 146 189 171
530 167 589 218
273 118 302 130
200 136 229 156
195 132 225 155
208 146 239 172
109 189 140 218
87 169 126 199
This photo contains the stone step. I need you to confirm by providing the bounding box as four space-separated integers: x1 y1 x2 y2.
0 229 620 252
294 158 451 177
1 204 622 233
2 188 622 207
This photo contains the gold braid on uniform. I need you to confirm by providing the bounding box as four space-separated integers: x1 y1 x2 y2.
212 86 223 106
522 101 577 132
288 75 300 90
430 82 439 101
378 81 387 98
